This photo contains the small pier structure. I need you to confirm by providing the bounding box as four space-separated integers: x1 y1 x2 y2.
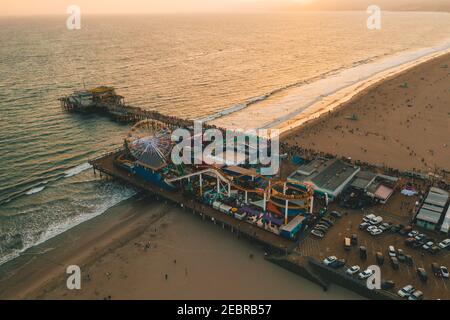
59 86 194 125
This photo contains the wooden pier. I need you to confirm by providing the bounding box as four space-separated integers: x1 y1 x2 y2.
59 87 196 126
89 150 295 253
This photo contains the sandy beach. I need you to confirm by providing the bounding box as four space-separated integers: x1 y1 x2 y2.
0 195 360 300
283 52 450 173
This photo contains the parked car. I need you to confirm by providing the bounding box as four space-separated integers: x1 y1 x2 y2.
311 230 325 239
397 285 415 298
321 218 335 226
408 290 424 301
397 249 406 263
346 265 361 276
388 246 396 257
370 216 383 225
358 268 375 280
323 256 337 266
440 266 449 279
330 258 346 269
432 263 441 274
408 231 419 238
330 211 342 219
429 246 441 255
417 268 428 282
320 219 333 228
405 255 413 266
344 237 352 251
359 222 371 230
363 214 376 223
367 226 378 233
351 234 358 246
370 228 383 236
315 224 329 231
415 233 426 242
391 257 400 270
422 241 434 251
379 222 391 231
413 240 424 249
390 225 401 233
438 239 450 250
360 246 367 260
381 280 395 290
376 252 385 265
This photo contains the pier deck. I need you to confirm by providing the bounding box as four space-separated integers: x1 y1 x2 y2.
90 151 295 253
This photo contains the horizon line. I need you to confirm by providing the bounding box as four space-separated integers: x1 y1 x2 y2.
1 9 449 18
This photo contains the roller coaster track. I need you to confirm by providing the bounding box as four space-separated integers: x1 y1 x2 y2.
165 165 313 203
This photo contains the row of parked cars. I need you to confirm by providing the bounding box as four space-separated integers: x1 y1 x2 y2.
322 256 396 290
403 230 450 255
359 214 390 236
311 213 341 239
397 285 424 300
389 245 449 281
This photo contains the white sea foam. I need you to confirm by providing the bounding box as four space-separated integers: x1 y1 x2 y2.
209 38 450 133
0 186 136 266
64 162 92 178
25 186 46 195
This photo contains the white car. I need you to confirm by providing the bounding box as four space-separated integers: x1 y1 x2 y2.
363 214 376 223
408 231 419 238
438 239 450 249
440 266 449 279
398 285 415 298
323 256 337 266
370 216 383 225
358 269 375 280
408 290 424 301
422 241 434 250
370 228 383 236
346 265 361 276
388 246 396 257
367 226 378 233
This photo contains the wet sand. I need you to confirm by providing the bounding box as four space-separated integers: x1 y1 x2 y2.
283 52 450 173
0 196 361 300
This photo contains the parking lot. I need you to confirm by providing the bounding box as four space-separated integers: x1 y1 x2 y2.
297 192 450 300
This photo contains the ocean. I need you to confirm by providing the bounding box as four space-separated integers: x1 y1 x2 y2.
1 12 450 265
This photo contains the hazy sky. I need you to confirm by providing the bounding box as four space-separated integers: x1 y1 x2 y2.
0 0 309 15
0 0 447 16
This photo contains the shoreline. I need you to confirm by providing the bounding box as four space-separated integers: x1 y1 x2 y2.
282 49 450 173
280 48 450 138
0 195 160 299
207 39 450 134
0 193 361 300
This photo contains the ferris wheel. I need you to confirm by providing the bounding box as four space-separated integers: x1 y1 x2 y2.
125 119 174 169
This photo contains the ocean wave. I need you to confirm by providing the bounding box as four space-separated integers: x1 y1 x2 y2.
0 163 93 205
64 162 92 178
196 59 375 124
25 186 46 195
0 186 137 266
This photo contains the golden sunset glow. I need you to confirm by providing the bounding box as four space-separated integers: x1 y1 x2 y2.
2 0 448 16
